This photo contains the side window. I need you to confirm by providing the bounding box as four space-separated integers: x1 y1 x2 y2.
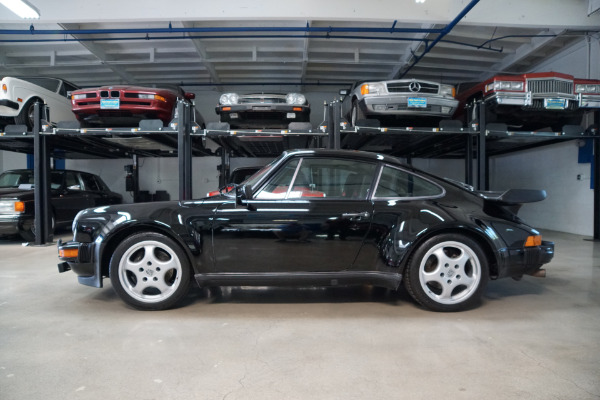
50 172 64 190
290 158 377 199
374 165 443 198
80 173 100 192
65 172 81 190
255 159 299 199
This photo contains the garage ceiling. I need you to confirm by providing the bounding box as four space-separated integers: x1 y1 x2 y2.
0 0 599 91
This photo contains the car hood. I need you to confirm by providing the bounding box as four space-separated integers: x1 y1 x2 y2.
0 187 34 200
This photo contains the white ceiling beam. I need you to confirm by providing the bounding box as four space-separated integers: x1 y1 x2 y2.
4 0 598 29
477 29 565 79
180 21 221 85
58 23 139 84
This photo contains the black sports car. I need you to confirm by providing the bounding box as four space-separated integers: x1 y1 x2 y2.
0 169 122 241
58 149 553 312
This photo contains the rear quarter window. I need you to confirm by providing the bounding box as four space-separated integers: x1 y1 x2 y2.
374 165 444 199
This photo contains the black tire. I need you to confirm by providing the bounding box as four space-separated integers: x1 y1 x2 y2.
14 98 39 131
351 99 365 128
109 232 191 310
404 234 489 312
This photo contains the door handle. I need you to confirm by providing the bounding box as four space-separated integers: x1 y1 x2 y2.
342 211 370 219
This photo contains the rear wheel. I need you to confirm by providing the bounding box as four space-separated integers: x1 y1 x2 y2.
109 232 191 310
404 234 488 312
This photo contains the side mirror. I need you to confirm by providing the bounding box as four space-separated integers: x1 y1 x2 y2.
339 89 349 96
235 184 253 206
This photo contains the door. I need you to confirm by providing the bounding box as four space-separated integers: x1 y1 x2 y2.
212 156 379 273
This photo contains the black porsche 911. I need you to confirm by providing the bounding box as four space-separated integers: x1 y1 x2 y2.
58 149 553 312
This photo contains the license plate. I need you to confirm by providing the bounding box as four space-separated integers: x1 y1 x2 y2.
252 106 271 111
408 97 427 108
101 99 120 109
544 98 566 110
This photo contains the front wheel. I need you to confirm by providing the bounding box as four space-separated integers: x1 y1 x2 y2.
404 234 489 312
109 232 191 310
351 100 365 128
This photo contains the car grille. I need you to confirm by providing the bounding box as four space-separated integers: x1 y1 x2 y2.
387 81 439 94
238 96 286 104
527 79 573 94
100 90 121 98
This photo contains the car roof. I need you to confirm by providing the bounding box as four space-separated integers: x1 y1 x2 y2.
283 148 402 165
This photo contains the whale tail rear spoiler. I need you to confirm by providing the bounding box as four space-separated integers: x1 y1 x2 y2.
478 189 547 216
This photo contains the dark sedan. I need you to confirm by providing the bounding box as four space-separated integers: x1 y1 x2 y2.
58 149 553 312
0 169 122 241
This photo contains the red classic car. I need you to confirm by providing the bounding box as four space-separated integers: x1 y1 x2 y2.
455 72 600 131
71 84 203 127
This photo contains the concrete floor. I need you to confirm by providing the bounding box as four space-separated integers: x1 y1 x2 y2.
1 230 599 400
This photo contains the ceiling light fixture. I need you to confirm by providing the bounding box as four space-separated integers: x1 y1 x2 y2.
0 0 40 19
415 0 426 3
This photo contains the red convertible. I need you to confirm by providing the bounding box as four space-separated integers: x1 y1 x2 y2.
71 84 202 127
455 72 600 131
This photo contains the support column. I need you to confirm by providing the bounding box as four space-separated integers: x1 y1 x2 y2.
178 101 193 200
593 110 599 240
33 102 51 245
477 100 488 190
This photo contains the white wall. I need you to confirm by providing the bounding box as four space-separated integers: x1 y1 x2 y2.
0 151 27 171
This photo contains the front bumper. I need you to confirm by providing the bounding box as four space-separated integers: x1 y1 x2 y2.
57 239 102 287
359 95 458 117
216 104 310 126
0 214 31 236
0 99 20 117
486 91 582 110
498 240 554 278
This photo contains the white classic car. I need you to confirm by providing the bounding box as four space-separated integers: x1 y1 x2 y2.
0 77 80 130
340 79 459 128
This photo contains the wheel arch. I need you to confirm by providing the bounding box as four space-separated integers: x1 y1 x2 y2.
99 222 196 279
401 225 499 279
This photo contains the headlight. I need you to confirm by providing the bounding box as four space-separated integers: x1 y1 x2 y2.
72 93 87 100
138 94 167 102
0 199 24 214
440 84 456 97
575 84 600 93
486 81 524 92
220 93 239 105
285 93 306 105
360 82 386 96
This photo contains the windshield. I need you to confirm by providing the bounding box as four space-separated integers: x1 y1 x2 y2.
0 171 33 188
242 154 285 190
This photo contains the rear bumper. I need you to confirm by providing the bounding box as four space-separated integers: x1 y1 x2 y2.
57 239 102 287
498 241 554 278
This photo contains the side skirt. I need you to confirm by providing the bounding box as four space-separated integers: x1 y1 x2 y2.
194 271 402 290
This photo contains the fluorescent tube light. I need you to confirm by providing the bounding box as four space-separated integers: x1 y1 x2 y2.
0 0 40 19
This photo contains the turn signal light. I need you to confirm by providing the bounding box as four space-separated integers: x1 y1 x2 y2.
2 84 7 92
293 107 303 112
222 106 232 111
59 248 79 258
525 235 542 247
14 201 25 212
360 84 369 95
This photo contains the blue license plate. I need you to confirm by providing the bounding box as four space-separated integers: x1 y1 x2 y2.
408 97 427 108
100 99 120 109
544 98 566 110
